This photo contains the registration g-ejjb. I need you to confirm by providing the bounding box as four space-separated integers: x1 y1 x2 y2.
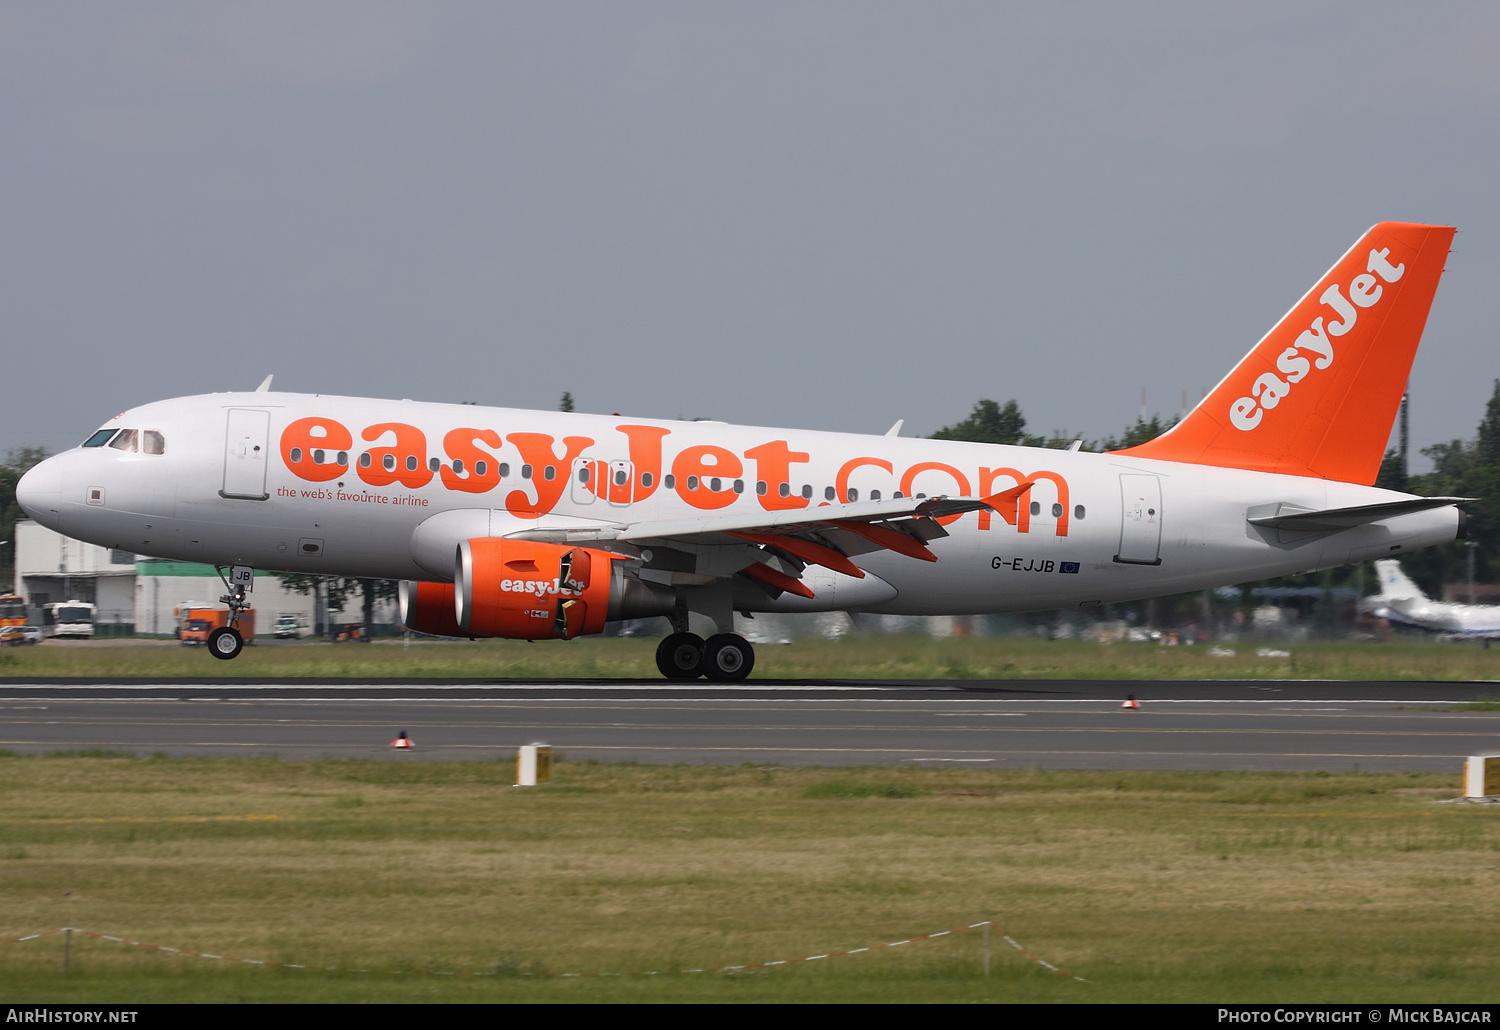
991 557 1081 574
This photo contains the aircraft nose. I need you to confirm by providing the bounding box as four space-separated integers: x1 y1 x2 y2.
16 458 65 531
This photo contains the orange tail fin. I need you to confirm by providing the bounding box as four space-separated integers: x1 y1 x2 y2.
1114 222 1455 485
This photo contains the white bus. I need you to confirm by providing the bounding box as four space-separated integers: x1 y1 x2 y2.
44 601 96 639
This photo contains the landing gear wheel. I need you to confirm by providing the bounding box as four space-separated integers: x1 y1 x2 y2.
208 626 244 660
656 632 705 680
702 633 755 682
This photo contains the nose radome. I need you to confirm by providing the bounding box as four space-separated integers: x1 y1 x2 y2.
16 458 64 531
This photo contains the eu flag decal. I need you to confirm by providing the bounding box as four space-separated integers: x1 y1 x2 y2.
1059 561 1081 574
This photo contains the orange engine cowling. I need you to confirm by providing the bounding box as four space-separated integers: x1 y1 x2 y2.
398 580 470 638
455 538 637 640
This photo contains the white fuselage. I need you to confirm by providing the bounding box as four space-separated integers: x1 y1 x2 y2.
1369 596 1500 638
17 391 1460 616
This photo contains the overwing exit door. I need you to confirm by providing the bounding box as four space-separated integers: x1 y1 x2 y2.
1115 473 1162 565
570 457 597 504
221 409 271 500
607 460 634 505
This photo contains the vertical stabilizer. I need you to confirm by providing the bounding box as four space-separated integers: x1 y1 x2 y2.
1373 559 1425 602
1115 223 1455 484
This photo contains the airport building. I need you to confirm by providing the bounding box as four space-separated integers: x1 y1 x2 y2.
12 519 331 637
12 519 138 633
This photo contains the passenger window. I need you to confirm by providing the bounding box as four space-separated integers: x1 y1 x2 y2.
475 460 488 477
801 484 812 499
757 481 768 496
452 458 465 475
847 488 859 501
687 476 699 491
615 469 628 486
893 491 904 499
663 474 674 489
1052 503 1063 518
499 463 510 478
642 472 654 488
733 479 744 494
313 449 326 465
143 431 165 455
578 466 591 483
824 486 835 501
870 489 881 501
109 429 138 452
359 453 373 468
1074 505 1086 520
710 477 722 492
383 454 396 471
544 465 556 481
521 465 533 480
82 429 117 448
429 458 441 472
778 483 790 498
1030 501 1041 516
406 456 418 472
290 447 303 463
337 452 348 466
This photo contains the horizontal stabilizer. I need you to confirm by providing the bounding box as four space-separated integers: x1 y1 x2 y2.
1246 496 1470 533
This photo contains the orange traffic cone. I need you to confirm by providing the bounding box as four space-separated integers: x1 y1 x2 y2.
1121 695 1140 710
391 731 413 749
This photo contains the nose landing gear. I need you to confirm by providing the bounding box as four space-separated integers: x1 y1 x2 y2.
208 625 243 660
209 564 255 661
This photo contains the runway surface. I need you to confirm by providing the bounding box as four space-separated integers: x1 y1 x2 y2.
2 679 1498 770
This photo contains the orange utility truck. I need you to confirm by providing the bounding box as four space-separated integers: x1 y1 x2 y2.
179 607 256 646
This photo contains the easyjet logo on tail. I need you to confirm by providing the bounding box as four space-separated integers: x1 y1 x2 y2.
1229 247 1406 432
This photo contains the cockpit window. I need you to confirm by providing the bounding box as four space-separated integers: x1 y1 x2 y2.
143 430 165 455
82 429 118 448
109 429 139 453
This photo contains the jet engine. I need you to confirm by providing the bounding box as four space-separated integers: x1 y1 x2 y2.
398 580 469 638
449 538 674 640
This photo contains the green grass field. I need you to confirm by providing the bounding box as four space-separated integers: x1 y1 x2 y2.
4 635 1500 681
1 755 1497 1002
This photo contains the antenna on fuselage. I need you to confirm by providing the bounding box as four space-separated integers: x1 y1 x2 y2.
255 375 274 393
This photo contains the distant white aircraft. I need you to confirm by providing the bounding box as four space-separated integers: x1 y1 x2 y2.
1362 560 1500 639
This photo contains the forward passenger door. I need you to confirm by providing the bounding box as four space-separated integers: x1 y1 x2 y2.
221 409 271 500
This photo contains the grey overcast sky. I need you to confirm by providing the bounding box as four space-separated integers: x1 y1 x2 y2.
3 2 1499 468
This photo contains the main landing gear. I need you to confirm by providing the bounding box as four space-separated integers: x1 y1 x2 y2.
655 632 756 682
208 564 254 661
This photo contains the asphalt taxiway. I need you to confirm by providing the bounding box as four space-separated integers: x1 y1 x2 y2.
1 679 1497 770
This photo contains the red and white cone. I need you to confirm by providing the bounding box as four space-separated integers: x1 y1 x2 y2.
391 731 413 749
1121 695 1140 710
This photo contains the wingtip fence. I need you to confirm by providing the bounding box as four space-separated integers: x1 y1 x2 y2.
2 921 1087 983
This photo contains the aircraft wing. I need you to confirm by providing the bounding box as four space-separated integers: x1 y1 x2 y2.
508 486 1032 598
